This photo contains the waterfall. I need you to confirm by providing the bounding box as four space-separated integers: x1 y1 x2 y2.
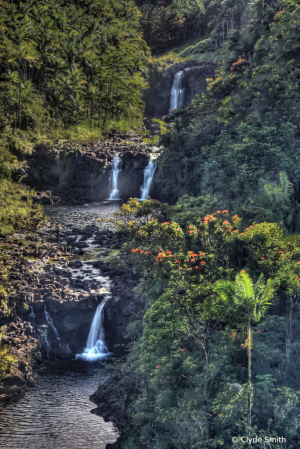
29 306 35 320
77 299 110 360
108 155 122 200
44 305 60 340
43 328 51 359
169 71 184 112
139 161 157 201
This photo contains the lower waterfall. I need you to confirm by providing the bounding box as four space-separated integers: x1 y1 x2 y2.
77 299 110 360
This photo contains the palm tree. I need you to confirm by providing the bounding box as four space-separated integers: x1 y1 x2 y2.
249 172 300 235
208 271 278 431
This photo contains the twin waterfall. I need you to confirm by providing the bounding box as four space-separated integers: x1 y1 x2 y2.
108 156 157 201
170 71 184 112
140 161 157 201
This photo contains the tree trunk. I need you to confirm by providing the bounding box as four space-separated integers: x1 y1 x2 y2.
286 300 293 365
90 100 93 131
247 323 252 431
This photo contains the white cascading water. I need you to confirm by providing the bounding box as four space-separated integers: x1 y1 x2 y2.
139 161 157 201
169 71 184 112
29 306 35 320
44 305 60 340
108 154 122 200
78 299 110 360
43 328 51 359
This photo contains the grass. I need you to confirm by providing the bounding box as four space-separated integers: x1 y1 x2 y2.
150 35 212 66
0 180 43 235
37 116 144 145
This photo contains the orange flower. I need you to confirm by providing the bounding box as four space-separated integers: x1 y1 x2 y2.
199 253 204 256
233 230 238 233
188 231 192 234
242 270 246 273
140 250 144 254
216 211 221 213
234 215 239 218
162 222 169 225
239 232 244 235
179 267 182 269
224 220 229 225
200 261 206 265
222 210 228 213
167 251 172 255
197 228 200 232
260 257 264 260
249 225 254 228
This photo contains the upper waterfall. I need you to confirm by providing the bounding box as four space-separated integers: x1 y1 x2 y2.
169 71 184 112
108 154 121 200
139 161 157 201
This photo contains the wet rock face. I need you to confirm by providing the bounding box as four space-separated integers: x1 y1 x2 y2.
21 132 154 203
142 61 216 121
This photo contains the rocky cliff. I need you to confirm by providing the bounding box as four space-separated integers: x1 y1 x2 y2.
20 132 155 203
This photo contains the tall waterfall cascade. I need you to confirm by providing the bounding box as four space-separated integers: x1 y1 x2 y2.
169 71 184 112
139 161 157 201
108 154 122 200
77 299 110 360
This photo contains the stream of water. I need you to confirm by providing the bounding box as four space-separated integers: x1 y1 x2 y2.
0 203 120 449
0 361 117 449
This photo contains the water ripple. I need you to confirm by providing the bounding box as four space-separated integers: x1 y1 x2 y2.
0 364 118 449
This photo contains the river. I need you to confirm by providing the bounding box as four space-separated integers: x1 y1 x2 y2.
0 203 121 449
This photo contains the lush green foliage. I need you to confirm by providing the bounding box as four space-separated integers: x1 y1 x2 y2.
99 200 300 447
0 344 17 378
154 0 300 218
0 0 149 136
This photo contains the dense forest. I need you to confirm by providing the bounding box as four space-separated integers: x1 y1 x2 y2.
0 0 148 234
96 0 300 447
2 0 300 448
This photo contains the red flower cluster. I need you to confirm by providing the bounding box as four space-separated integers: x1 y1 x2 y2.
157 252 166 263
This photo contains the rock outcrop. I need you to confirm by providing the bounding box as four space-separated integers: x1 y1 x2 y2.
20 132 155 203
0 217 142 400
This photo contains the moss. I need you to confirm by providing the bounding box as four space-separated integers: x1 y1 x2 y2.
0 180 43 235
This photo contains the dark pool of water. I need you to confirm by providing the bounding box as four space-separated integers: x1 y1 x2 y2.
0 360 118 449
